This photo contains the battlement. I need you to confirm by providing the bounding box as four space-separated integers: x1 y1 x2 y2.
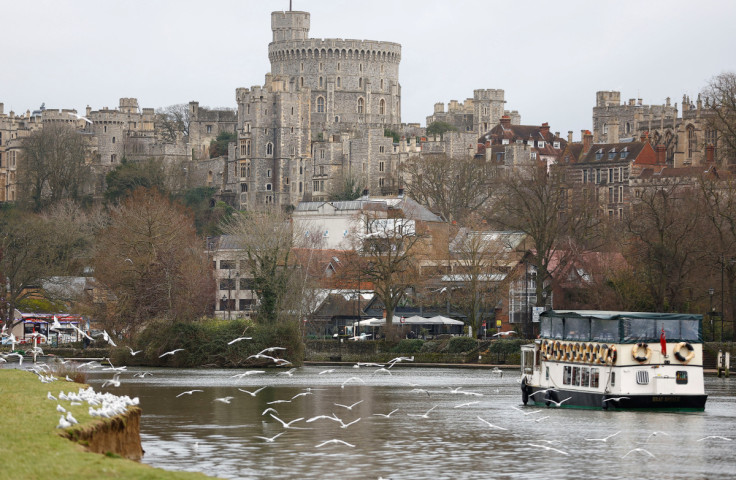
474 89 505 101
271 11 310 42
596 91 621 107
269 38 401 64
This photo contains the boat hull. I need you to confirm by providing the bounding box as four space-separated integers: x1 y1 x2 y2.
527 386 707 412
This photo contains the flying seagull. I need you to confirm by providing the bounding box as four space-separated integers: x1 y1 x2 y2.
127 346 142 356
159 348 185 358
373 408 399 418
407 405 438 419
585 431 620 442
477 416 508 430
214 396 235 404
254 432 286 443
334 400 363 411
546 397 572 407
269 413 305 429
315 439 355 448
622 448 655 458
238 386 267 397
527 443 569 456
697 436 732 442
176 389 204 398
228 336 252 345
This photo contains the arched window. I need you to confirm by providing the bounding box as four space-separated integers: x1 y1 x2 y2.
266 142 273 156
687 125 696 159
625 122 631 134
379 99 385 115
358 98 364 114
317 96 325 113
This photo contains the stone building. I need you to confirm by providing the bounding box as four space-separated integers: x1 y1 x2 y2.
426 89 520 136
478 116 568 169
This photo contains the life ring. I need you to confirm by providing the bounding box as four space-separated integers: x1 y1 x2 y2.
564 343 573 361
674 342 695 364
540 340 550 360
554 341 563 361
590 344 598 363
583 343 593 363
606 345 618 365
632 343 652 363
598 345 609 364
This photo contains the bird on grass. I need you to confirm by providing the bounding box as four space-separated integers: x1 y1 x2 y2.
57 414 72 429
238 386 267 397
66 412 78 425
373 408 399 418
315 439 355 448
159 348 185 358
228 337 252 345
622 448 655 458
47 392 57 401
334 400 363 411
585 431 620 442
527 443 569 456
254 432 286 443
176 389 204 398
214 397 234 404
408 405 438 419
56 404 67 413
477 416 508 430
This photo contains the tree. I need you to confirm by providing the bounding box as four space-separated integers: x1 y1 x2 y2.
209 131 237 158
401 154 495 223
156 104 190 142
329 174 364 201
384 128 400 143
487 164 599 336
104 158 166 204
0 203 93 331
426 121 457 139
352 213 425 334
17 123 90 212
702 72 736 167
223 208 313 325
93 188 213 334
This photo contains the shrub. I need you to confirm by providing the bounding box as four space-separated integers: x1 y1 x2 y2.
420 341 442 353
445 336 478 354
390 339 424 354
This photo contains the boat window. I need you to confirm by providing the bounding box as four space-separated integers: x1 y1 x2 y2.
564 317 590 341
678 320 700 342
540 318 552 337
591 319 619 342
572 367 581 386
581 368 590 387
623 318 657 342
610 372 615 387
545 366 549 380
591 368 600 388
563 366 572 385
676 371 688 385
551 317 564 339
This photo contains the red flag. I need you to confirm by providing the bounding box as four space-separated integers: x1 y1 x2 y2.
660 326 667 355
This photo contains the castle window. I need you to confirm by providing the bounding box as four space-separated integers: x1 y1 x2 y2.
301 62 304 72
266 183 272 191
266 143 273 156
285 177 289 185
360 63 363 72
267 169 272 178
625 122 631 134
291 127 294 133
538 141 545 148
379 161 385 172
291 107 294 115
245 122 251 133
595 149 603 160
358 98 365 114
359 78 362 88
379 146 385 153
207 125 212 134
553 141 560 149
241 183 248 193
111 154 117 163
608 149 616 160
319 76 323 87
320 150 325 160
300 77 304 87
337 77 341 88
379 99 385 115
104 126 107 133
381 64 384 74
112 136 116 144
603 123 608 134
620 148 628 159
335 116 339 123
380 79 384 90
264 128 268 135
378 177 385 187
299 181 303 193
687 125 696 159
246 105 250 114
317 96 325 113
337 63 341 71
319 62 323 72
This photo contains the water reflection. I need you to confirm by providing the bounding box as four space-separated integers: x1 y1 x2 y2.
86 367 736 480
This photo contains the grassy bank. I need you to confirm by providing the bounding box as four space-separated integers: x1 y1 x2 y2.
0 369 211 480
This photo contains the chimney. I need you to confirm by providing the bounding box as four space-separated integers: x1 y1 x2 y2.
706 145 715 164
607 120 619 144
656 145 666 165
500 115 511 128
583 130 593 153
568 131 573 143
540 122 550 137
0 103 3 115
86 105 91 116
640 131 649 142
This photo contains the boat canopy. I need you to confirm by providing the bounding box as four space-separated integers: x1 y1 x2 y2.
539 310 702 344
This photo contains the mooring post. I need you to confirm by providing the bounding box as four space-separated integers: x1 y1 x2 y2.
718 350 723 377
725 351 731 378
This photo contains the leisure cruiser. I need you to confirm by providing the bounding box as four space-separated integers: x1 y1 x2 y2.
520 310 707 411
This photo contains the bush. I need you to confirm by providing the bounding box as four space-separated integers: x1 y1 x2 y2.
390 339 424 354
420 341 442 353
445 336 478 354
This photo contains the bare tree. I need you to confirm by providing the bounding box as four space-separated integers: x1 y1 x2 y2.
93 188 213 334
401 153 495 223
18 123 90 212
156 104 190 143
702 72 736 167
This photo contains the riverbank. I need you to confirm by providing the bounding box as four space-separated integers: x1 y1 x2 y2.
0 370 211 480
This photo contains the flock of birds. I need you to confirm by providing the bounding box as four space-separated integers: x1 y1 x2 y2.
2 329 733 475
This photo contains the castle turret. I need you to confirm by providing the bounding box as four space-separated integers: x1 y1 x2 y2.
271 11 310 42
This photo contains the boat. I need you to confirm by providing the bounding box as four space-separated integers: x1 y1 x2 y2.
520 310 707 411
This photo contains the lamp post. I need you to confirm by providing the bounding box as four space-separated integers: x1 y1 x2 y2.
221 295 227 320
709 287 715 342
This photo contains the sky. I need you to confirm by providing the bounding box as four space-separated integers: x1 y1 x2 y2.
3 0 736 140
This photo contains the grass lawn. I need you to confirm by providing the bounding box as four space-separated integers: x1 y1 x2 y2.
0 369 213 480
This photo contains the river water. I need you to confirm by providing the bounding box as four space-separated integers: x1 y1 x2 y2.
84 365 736 480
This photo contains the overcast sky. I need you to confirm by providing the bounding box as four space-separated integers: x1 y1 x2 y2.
3 0 735 140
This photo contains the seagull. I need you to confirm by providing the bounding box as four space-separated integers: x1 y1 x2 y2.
261 408 279 416
71 325 93 341
101 373 121 388
528 443 569 456
176 389 204 398
477 416 508 430
5 352 23 365
291 392 313 400
214 396 235 404
49 316 63 332
459 391 483 397
258 347 286 355
622 448 655 458
511 406 542 416
410 388 431 397
315 439 355 448
372 367 392 375
231 371 265 378
640 431 670 444
66 111 93 124
269 413 305 429
56 404 67 413
408 405 438 419
373 408 399 418
532 416 549 422
65 375 74 382
133 372 153 378
585 431 620 442
334 400 363 411
454 401 481 408
127 346 142 356
254 432 286 443
47 392 57 401
319 369 335 375
602 396 630 403
339 417 361 429
307 414 341 423
697 436 732 442
66 412 78 425
529 388 556 398
449 386 465 394
238 386 267 397
57 414 73 429
102 330 117 347
267 399 292 405
491 367 504 377
228 336 252 345
277 368 297 376
341 377 366 388
159 348 185 358
546 397 572 407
